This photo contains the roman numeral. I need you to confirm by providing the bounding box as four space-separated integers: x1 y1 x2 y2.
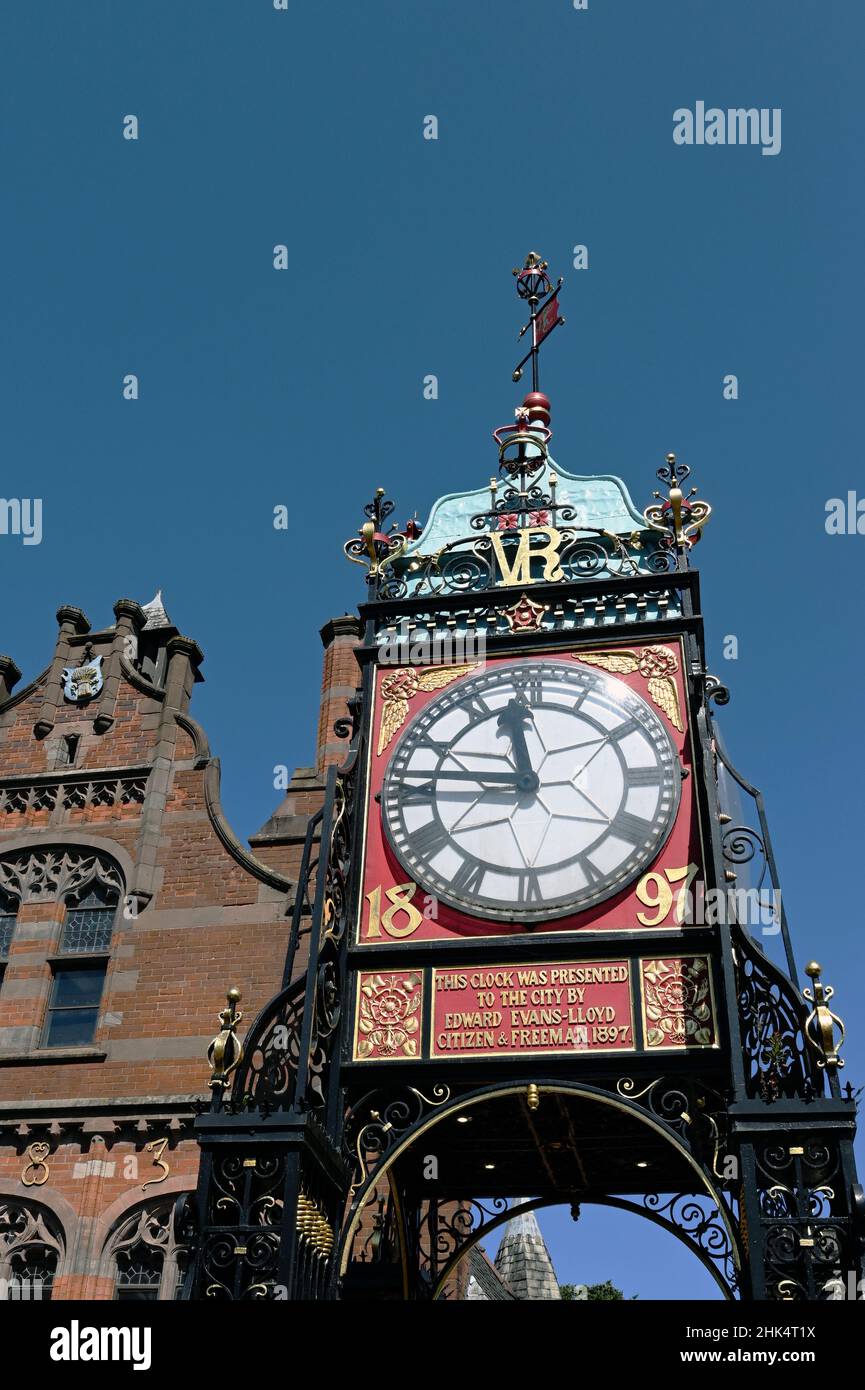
460 693 491 722
398 778 435 804
415 734 450 758
516 870 543 904
512 670 545 707
577 856 606 886
608 810 654 844
410 818 451 858
626 766 662 786
452 857 486 897
608 718 640 741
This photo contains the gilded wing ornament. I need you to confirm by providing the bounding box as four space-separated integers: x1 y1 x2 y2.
574 650 640 674
647 675 683 732
416 664 477 692
377 696 410 757
376 664 477 757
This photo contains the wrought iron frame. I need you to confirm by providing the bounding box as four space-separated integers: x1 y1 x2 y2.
181 490 863 1302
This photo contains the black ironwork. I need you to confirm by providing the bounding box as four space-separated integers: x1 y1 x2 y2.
181 725 361 1299
734 926 822 1102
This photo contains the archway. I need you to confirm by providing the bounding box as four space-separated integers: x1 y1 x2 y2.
339 1080 742 1300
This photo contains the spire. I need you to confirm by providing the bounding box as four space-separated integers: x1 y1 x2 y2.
141 589 172 630
494 1202 561 1300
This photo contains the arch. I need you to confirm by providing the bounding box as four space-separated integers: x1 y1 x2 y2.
96 1187 192 1301
338 1080 742 1299
427 1193 737 1301
0 1190 66 1299
0 1178 76 1238
91 1176 194 1265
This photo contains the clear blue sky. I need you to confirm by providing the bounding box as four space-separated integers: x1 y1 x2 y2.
2 1 863 1299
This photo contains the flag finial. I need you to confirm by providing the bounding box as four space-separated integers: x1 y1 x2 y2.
511 251 565 390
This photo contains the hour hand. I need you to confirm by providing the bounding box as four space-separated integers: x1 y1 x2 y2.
496 699 539 791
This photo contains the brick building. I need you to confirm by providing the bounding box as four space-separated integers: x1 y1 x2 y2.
0 593 354 1300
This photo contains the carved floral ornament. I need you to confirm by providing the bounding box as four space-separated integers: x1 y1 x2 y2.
0 847 123 906
641 956 716 1050
355 972 422 1060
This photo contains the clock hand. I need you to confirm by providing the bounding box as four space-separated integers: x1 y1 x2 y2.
496 698 540 793
402 768 523 786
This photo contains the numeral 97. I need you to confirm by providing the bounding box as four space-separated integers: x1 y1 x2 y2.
635 863 699 927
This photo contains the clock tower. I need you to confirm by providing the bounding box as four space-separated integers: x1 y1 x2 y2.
181 255 862 1302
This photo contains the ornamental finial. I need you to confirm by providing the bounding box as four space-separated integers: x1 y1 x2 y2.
803 962 846 1072
643 452 712 554
343 488 410 581
511 252 564 391
207 987 243 1092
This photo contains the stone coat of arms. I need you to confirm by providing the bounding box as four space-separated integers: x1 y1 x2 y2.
62 654 104 702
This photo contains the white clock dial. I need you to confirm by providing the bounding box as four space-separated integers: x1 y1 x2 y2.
381 659 681 922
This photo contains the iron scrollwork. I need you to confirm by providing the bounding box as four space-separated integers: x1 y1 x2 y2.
734 927 822 1101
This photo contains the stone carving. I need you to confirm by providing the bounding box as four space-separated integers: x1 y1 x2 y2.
0 847 123 905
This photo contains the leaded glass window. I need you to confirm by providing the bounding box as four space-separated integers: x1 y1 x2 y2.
0 1200 63 1302
109 1200 187 1301
61 883 116 954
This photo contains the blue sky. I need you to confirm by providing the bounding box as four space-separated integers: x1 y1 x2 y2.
2 1 863 1298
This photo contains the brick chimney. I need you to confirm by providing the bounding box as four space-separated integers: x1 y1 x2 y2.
315 615 362 774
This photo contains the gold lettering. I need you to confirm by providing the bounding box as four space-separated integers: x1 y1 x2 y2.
489 527 564 587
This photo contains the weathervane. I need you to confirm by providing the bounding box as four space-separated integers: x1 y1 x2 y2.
511 252 565 390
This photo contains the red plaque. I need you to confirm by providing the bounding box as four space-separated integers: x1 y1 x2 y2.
432 959 635 1058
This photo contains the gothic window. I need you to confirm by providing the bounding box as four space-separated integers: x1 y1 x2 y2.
0 1200 64 1301
61 882 117 954
107 1199 188 1302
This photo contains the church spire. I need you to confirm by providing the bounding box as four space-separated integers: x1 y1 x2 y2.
494 1202 562 1301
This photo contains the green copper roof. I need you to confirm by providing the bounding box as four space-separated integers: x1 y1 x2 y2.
404 454 649 556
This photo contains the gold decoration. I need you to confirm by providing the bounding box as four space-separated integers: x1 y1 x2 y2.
647 675 683 732
296 1190 334 1258
356 971 422 1060
376 664 477 756
578 650 641 675
644 453 712 547
207 987 243 1091
21 1141 50 1187
526 1083 540 1111
574 647 683 731
501 592 547 632
142 1137 170 1191
641 957 716 1050
803 962 846 1071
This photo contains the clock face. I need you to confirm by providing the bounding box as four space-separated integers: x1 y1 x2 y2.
381 659 681 923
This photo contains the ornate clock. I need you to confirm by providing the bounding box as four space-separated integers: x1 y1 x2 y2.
380 658 681 924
